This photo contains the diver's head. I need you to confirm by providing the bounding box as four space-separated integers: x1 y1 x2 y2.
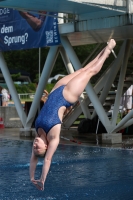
33 137 48 157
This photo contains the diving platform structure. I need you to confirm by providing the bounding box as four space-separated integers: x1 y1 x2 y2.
0 0 133 138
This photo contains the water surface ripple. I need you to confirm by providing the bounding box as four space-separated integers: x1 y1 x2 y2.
0 139 133 200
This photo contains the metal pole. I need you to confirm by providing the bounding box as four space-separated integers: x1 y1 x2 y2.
0 52 27 127
61 36 111 132
25 46 59 128
112 109 133 133
60 46 91 119
111 39 132 126
92 41 126 119
59 46 74 74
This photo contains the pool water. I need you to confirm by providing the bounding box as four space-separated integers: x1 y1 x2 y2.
0 139 133 200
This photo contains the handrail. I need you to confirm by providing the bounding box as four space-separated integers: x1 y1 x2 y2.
17 93 35 99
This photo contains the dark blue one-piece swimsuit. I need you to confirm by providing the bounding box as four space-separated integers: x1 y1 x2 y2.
35 85 73 134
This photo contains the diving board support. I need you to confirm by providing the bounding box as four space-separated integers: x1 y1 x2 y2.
117 115 133 131
91 41 126 119
0 52 27 127
61 36 111 133
81 43 102 67
62 41 116 127
102 133 122 144
25 46 59 128
60 46 91 119
112 109 133 133
59 46 75 74
62 40 127 132
79 93 91 119
111 39 132 127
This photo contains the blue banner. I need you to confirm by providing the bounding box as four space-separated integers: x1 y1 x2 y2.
0 8 61 51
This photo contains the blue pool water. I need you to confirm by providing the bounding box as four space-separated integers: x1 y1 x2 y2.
0 139 133 200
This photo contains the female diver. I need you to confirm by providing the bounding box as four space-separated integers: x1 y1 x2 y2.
30 39 116 191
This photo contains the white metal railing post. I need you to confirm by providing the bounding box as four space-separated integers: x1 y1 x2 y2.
127 0 132 13
127 0 132 23
58 13 64 24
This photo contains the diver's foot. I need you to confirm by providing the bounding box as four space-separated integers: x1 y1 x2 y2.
107 39 116 52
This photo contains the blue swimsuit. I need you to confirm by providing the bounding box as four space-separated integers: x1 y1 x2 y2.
35 85 73 134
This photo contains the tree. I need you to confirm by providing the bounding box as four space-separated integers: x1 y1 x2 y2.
11 73 21 81
3 42 118 85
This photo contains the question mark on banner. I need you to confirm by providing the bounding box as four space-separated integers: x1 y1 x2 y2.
25 33 28 42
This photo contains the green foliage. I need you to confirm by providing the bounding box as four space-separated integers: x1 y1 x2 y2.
73 44 97 64
14 84 29 93
45 83 55 92
11 73 21 81
27 83 36 92
33 74 39 83
3 42 121 86
51 54 67 77
3 47 49 82
3 44 98 82
13 83 54 94
14 83 36 93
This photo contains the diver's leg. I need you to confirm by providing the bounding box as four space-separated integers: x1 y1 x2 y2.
63 39 116 103
52 40 115 91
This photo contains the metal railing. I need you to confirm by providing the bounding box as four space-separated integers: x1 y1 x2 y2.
17 93 35 100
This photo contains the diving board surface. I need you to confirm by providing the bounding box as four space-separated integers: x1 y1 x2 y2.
0 0 129 15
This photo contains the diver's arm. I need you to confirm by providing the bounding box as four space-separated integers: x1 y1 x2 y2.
30 148 38 181
41 138 59 182
32 137 59 191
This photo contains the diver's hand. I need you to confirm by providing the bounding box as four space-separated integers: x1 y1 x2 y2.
32 179 44 191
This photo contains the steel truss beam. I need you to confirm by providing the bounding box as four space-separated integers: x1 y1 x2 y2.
1 36 133 134
61 36 133 133
0 52 27 127
0 46 59 129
